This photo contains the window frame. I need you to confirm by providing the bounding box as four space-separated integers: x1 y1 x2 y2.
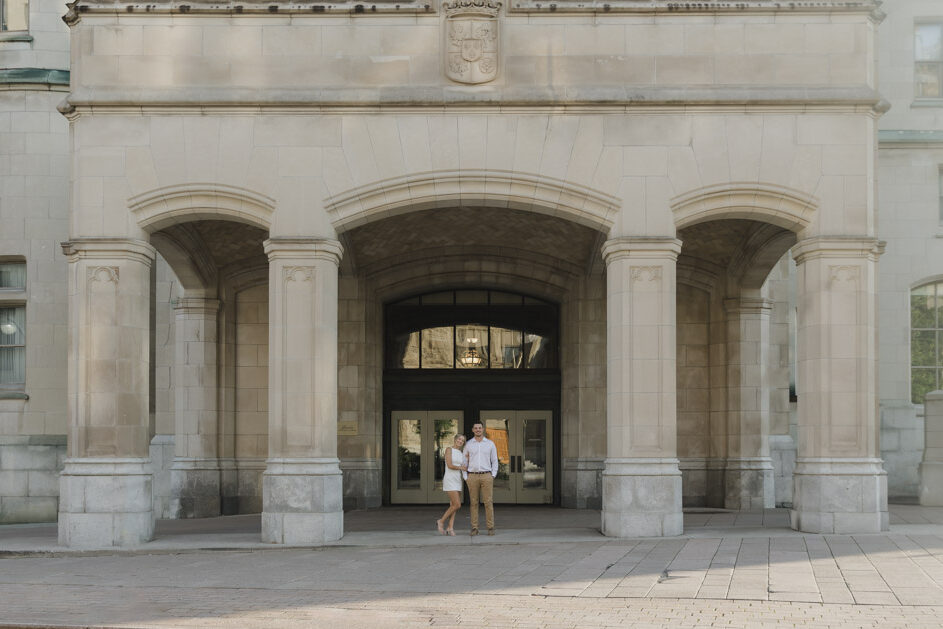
0 0 28 33
0 259 26 395
916 20 943 102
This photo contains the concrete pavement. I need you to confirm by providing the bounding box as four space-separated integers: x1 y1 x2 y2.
1 504 943 627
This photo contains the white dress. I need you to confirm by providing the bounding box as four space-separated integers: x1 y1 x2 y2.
442 447 464 492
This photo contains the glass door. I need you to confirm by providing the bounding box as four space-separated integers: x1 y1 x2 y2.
479 410 553 504
391 410 463 503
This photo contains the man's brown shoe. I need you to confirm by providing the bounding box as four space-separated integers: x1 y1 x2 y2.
470 529 479 536
487 529 495 536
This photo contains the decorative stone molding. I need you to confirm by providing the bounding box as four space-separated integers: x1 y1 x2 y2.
443 0 501 85
601 237 682 265
263 238 344 265
325 170 619 234
61 238 157 265
128 183 275 234
790 236 886 264
671 183 819 233
508 0 882 16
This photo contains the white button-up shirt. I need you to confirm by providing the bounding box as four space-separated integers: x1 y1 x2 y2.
463 436 498 479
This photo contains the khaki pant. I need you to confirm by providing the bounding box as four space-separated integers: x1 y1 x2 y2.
465 473 494 532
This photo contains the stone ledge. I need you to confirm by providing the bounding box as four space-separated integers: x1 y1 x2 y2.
62 86 884 112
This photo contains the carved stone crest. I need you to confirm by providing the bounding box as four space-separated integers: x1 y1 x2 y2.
443 0 501 85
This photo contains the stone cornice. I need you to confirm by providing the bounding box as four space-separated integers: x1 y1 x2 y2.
61 0 880 21
791 236 886 265
61 86 885 114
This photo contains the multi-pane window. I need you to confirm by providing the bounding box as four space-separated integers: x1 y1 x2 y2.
386 290 557 370
916 22 943 98
0 262 26 389
0 0 28 31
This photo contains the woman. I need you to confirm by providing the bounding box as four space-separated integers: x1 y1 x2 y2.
437 434 467 535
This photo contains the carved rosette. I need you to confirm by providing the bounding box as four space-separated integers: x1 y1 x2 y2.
443 0 501 85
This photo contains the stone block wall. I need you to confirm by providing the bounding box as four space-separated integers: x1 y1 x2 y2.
233 284 268 513
0 435 64 523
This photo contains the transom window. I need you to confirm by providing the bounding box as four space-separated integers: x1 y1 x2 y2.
385 290 558 370
916 22 943 99
0 0 27 31
911 281 943 403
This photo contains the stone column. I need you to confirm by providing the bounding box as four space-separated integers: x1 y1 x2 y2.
59 239 156 547
601 237 683 537
919 390 943 506
723 297 774 510
791 237 887 533
169 296 221 518
262 238 344 544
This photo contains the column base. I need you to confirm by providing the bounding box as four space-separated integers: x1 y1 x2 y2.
261 458 343 544
790 458 888 533
561 458 604 509
601 458 683 537
919 460 943 506
725 457 774 511
58 457 155 548
169 458 221 519
339 458 382 510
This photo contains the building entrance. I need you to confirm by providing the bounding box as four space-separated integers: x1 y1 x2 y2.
389 409 554 505
383 289 560 505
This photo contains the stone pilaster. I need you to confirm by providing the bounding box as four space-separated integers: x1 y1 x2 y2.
261 238 344 544
790 237 888 533
601 237 683 537
919 390 943 506
169 297 221 519
58 239 156 547
723 297 774 510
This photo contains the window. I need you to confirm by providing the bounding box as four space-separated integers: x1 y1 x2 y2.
916 22 943 98
939 167 943 223
0 0 27 31
386 290 558 370
911 281 943 403
0 261 25 390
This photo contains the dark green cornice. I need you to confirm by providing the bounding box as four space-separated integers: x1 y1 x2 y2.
0 68 69 86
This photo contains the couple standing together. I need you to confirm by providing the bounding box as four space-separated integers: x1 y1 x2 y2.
436 422 498 537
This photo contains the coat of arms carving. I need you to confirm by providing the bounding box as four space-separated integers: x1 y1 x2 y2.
443 0 501 85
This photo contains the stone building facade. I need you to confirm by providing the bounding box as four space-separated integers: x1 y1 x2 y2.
0 0 916 548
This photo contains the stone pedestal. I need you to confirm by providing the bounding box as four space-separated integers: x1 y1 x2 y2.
262 458 343 544
791 458 887 532
790 238 888 533
58 458 154 547
919 390 943 506
169 297 221 519
58 239 156 548
261 239 344 544
601 238 683 537
723 297 774 510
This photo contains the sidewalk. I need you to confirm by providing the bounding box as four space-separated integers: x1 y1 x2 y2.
1 504 942 628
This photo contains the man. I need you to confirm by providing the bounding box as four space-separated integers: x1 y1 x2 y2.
463 421 499 536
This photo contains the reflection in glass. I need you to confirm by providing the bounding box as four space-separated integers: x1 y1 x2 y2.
433 418 459 490
456 324 489 369
490 327 522 369
912 284 936 329
421 326 454 368
485 418 510 490
390 331 420 368
916 24 943 61
522 419 547 489
523 332 552 368
0 0 28 31
396 419 422 489
0 263 25 289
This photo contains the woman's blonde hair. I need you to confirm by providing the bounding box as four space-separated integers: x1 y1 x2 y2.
454 434 466 443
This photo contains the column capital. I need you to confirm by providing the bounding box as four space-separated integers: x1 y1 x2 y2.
723 296 773 314
601 237 682 266
791 236 885 265
61 238 156 265
263 238 344 265
173 296 221 315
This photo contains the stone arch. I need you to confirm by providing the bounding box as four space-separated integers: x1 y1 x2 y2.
129 183 275 233
671 183 818 233
324 169 620 235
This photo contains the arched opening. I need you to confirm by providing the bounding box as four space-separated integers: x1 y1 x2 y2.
336 203 609 510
